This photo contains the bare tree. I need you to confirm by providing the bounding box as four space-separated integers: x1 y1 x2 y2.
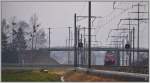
15 27 27 64
30 14 40 50
1 18 19 63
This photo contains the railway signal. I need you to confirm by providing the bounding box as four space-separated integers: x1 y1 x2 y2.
125 43 131 49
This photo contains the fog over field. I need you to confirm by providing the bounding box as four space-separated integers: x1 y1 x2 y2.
2 1 148 48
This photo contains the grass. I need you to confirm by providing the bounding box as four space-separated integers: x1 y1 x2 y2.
63 70 119 82
2 69 61 82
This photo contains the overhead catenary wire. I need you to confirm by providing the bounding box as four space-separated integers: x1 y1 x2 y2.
94 2 135 36
95 8 132 35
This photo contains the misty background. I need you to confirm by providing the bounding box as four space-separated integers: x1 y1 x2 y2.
1 1 149 65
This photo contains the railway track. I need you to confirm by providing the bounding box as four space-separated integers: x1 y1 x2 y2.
75 67 149 82
92 65 149 74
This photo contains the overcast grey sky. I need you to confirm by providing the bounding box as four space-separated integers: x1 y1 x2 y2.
1 1 149 48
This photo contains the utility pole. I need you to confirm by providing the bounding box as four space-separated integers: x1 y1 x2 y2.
129 3 148 62
128 18 132 66
88 1 91 68
80 34 84 66
122 38 125 66
83 27 86 66
74 13 77 68
77 28 80 66
48 27 53 57
137 3 140 62
83 38 86 65
132 27 135 66
67 27 72 64
122 22 137 66
79 27 95 66
111 34 128 66
70 31 73 48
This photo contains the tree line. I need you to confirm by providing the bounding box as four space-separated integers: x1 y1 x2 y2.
2 14 47 64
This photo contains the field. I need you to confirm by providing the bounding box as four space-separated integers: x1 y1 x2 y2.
2 69 64 82
2 68 120 82
63 70 120 82
2 68 146 82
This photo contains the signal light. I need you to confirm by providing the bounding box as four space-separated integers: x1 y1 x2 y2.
125 44 130 49
78 42 83 47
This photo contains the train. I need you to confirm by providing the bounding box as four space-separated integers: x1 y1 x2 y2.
104 51 116 66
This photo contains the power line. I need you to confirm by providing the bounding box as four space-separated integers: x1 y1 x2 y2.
119 3 148 62
95 2 134 35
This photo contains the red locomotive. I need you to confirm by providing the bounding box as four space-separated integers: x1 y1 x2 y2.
104 51 116 66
